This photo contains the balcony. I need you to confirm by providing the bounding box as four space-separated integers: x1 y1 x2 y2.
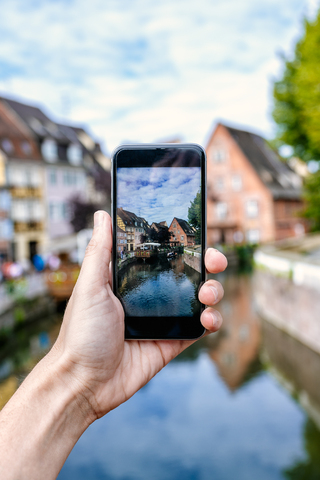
10 187 43 198
14 221 44 232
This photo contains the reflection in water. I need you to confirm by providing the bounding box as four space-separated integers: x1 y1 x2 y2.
118 255 201 316
1 273 320 479
207 274 262 390
0 315 61 409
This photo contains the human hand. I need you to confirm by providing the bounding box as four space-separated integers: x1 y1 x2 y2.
51 211 227 421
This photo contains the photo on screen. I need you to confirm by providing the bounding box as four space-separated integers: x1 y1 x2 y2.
116 166 202 317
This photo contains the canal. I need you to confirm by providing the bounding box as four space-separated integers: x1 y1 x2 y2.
118 254 201 316
0 270 320 479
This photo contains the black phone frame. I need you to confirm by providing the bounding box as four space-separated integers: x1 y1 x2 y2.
111 143 207 340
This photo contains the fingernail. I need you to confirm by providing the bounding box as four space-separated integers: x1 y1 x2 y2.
209 286 218 303
211 311 222 330
94 211 103 228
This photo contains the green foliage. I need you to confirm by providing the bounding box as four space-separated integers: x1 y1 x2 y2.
302 169 320 230
283 419 320 480
273 12 320 161
188 190 201 244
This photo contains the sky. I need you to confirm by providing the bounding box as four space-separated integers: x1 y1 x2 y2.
117 167 200 225
0 0 319 153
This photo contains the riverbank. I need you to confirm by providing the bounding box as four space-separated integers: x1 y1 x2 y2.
253 233 320 355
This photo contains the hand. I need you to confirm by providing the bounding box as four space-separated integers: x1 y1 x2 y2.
52 210 227 420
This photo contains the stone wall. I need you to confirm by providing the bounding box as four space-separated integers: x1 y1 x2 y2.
253 269 320 355
184 250 201 272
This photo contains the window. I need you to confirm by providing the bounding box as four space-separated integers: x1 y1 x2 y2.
215 177 225 191
67 144 82 166
61 202 69 220
63 171 76 186
231 174 242 191
49 169 57 185
0 190 11 211
216 202 228 219
21 141 32 156
42 139 58 163
246 200 259 218
0 218 13 240
181 235 184 240
1 139 14 154
212 149 226 163
246 229 260 244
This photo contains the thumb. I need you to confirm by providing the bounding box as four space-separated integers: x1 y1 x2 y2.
77 210 112 290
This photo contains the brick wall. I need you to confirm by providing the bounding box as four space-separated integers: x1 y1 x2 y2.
206 124 274 245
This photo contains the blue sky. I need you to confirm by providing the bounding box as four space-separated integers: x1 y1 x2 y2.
0 0 319 152
117 167 200 225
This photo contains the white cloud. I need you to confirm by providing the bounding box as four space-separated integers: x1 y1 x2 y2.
0 0 316 152
117 167 200 224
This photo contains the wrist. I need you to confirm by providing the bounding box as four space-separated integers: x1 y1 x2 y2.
42 345 98 427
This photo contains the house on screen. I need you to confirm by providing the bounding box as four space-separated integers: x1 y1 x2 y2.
168 218 195 246
206 123 306 245
117 208 148 251
116 225 127 254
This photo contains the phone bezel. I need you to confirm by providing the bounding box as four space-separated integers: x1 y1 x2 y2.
111 143 207 340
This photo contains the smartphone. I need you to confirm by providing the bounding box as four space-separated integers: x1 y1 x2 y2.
111 144 206 340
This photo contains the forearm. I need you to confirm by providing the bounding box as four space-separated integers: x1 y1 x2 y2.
0 349 95 480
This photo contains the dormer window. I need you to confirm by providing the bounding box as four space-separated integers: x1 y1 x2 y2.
67 144 82 165
42 139 58 162
29 117 45 135
1 138 14 154
45 122 59 136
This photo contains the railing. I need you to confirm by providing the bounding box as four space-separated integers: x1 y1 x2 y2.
10 187 42 198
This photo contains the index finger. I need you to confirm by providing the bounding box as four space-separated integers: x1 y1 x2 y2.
205 248 228 274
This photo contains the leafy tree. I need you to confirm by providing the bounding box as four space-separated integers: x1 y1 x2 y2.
273 11 320 161
272 10 320 230
302 170 320 231
140 227 172 246
283 419 320 480
188 191 201 244
69 195 99 232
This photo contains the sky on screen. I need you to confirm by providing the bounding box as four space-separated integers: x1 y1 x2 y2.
0 0 319 152
117 167 200 225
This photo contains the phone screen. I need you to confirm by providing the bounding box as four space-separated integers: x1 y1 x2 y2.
112 145 206 339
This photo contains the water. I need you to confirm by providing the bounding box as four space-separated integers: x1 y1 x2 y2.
1 273 320 479
118 255 201 316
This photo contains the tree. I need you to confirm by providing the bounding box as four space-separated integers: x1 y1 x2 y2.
188 191 201 244
272 10 320 231
140 226 172 246
69 195 99 232
272 11 320 162
302 170 320 231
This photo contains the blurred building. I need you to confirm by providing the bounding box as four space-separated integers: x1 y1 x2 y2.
206 123 306 245
0 96 110 260
0 101 44 262
0 151 13 261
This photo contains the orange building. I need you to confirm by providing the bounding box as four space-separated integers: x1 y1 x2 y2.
206 123 306 245
168 218 195 246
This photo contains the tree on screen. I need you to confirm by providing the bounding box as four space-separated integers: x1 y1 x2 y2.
188 191 201 244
